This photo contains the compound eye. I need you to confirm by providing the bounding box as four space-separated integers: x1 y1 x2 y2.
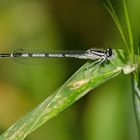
107 48 112 57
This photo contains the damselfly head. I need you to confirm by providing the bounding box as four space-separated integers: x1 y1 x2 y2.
106 48 113 57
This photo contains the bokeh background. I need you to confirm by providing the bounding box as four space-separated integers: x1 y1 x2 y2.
0 0 139 140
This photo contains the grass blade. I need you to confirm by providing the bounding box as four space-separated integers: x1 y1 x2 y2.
0 49 137 140
122 0 134 62
131 75 140 139
131 40 140 139
105 0 140 138
104 0 130 56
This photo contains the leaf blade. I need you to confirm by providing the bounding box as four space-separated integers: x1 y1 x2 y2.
0 49 136 140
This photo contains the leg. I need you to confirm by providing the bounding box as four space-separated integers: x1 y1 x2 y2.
82 58 105 84
82 59 101 82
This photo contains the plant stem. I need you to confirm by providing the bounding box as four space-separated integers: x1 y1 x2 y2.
131 74 140 139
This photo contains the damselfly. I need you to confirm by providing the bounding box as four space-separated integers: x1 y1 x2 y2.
0 48 113 64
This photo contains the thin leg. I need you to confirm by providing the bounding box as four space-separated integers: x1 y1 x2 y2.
82 58 105 84
91 58 106 74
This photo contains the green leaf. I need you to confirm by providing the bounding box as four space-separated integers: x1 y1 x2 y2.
132 77 140 138
104 0 130 56
105 0 140 138
122 0 134 62
0 49 137 140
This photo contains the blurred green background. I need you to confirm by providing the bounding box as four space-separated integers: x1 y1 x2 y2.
0 0 139 140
